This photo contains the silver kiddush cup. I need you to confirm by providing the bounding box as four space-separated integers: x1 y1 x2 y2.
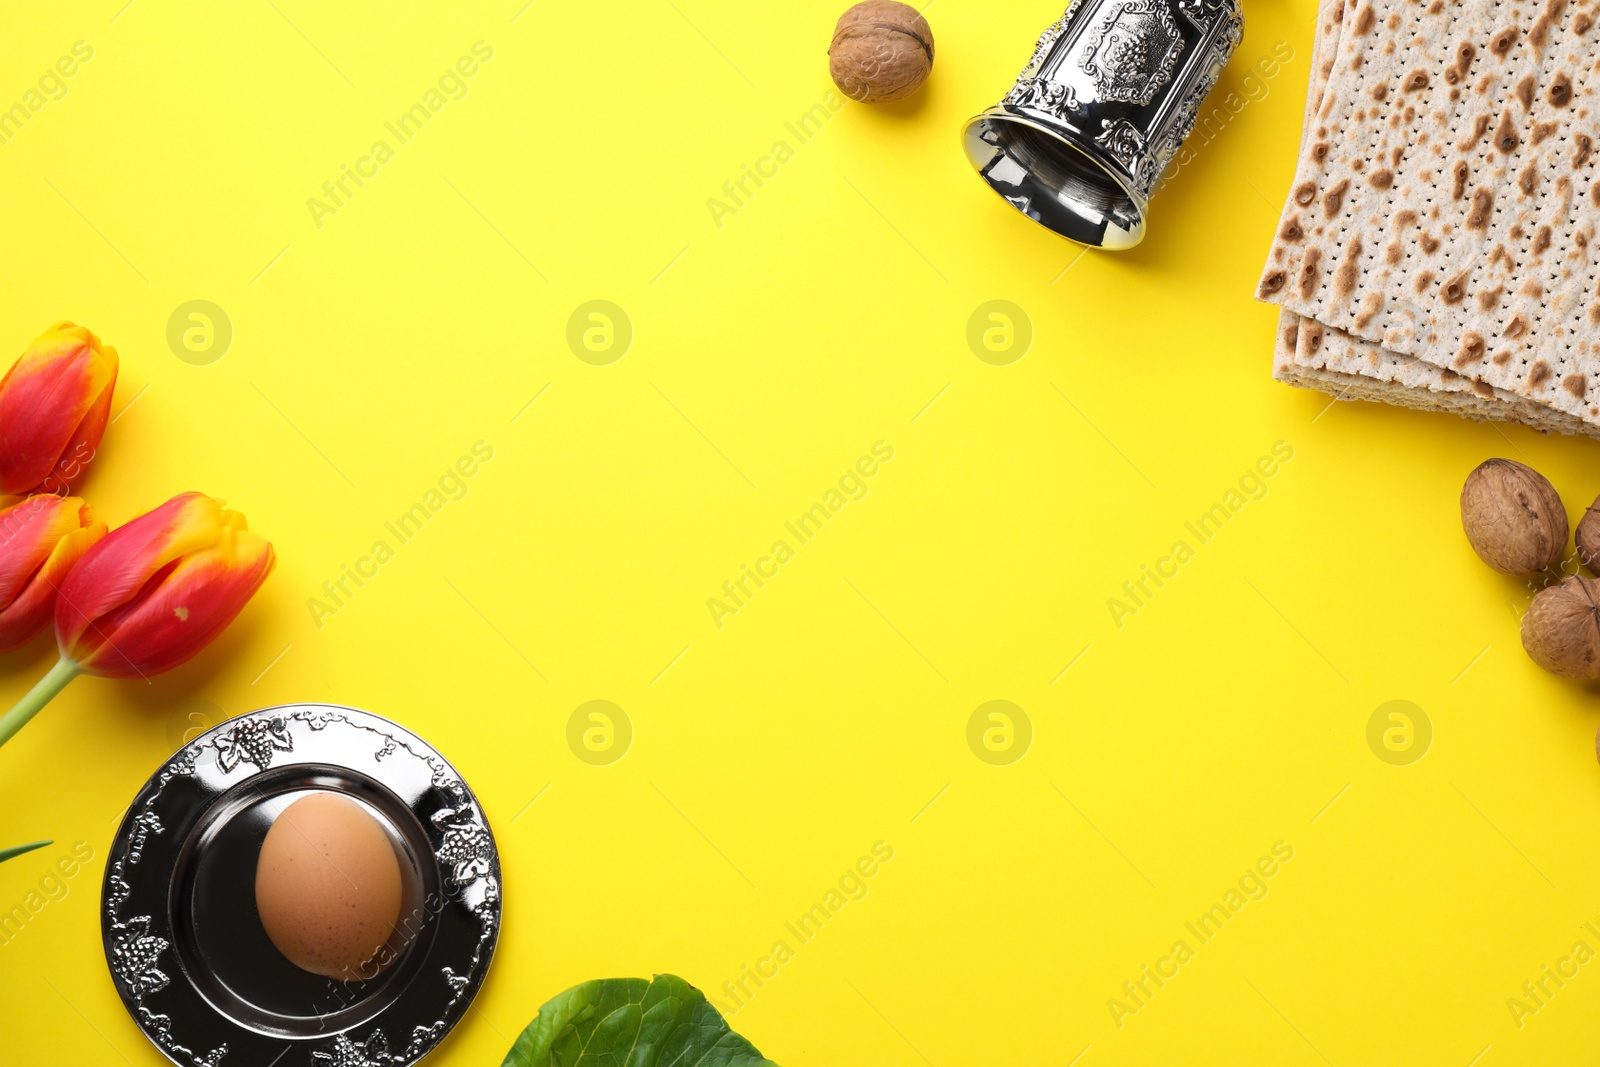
962 0 1242 250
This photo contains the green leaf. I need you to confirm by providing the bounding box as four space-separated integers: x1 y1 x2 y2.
502 974 778 1067
0 840 50 864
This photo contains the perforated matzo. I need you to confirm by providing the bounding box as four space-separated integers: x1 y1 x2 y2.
1259 0 1600 428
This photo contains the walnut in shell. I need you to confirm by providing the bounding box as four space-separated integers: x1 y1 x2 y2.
828 1 934 104
1460 459 1568 576
1577 493 1600 573
1522 576 1600 681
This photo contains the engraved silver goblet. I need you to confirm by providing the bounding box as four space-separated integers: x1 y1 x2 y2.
962 0 1243 250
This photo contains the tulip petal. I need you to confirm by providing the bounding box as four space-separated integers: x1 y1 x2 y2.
0 324 116 495
55 493 223 657
0 496 89 607
72 525 274 677
37 344 117 496
0 520 105 653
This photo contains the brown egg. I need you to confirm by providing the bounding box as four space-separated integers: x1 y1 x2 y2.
255 793 403 980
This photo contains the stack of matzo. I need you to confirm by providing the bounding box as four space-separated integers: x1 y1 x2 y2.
1256 0 1600 439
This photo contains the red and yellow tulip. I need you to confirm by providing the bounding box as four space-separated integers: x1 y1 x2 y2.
0 493 273 745
0 322 118 496
0 495 105 652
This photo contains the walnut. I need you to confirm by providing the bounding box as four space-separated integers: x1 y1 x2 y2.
1577 492 1600 572
1522 576 1600 680
1460 458 1568 575
828 1 934 104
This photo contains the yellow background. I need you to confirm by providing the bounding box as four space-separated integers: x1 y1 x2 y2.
2 0 1598 1064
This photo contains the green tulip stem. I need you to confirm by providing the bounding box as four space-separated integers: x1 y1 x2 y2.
0 656 82 748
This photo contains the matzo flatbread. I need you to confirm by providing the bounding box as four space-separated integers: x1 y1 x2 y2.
1276 0 1443 399
1275 0 1461 406
1278 307 1600 434
1260 0 1600 426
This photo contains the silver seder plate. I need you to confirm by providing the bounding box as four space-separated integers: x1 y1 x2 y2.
102 704 501 1067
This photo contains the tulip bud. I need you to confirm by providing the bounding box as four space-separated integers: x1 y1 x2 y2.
54 492 275 678
0 493 273 749
0 322 118 496
0 495 106 652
